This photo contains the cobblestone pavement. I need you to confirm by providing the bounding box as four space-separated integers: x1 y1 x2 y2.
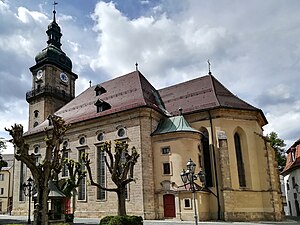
0 215 300 225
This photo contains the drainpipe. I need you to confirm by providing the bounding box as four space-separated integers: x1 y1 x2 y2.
208 110 221 220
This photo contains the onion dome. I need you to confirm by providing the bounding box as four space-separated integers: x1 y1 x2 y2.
34 8 72 71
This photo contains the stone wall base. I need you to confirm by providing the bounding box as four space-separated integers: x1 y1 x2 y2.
224 212 282 221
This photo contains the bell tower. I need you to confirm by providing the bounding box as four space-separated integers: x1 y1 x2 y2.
26 6 78 129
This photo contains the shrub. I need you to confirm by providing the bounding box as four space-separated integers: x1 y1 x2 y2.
99 215 143 225
100 216 114 225
65 213 74 222
108 216 127 225
125 215 143 225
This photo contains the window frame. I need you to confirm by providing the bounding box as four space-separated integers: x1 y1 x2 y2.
96 146 106 201
162 162 172 176
0 174 4 181
62 150 70 178
161 146 171 155
77 148 87 201
183 198 192 209
234 132 246 188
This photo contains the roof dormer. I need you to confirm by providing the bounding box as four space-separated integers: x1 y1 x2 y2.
94 99 111 113
95 85 107 96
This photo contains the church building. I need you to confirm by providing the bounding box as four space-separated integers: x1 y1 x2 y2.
12 9 283 222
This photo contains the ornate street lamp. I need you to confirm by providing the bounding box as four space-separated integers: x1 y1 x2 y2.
23 177 34 224
181 159 205 225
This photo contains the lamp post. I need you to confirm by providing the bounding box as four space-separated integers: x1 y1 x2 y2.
23 177 34 224
180 159 205 225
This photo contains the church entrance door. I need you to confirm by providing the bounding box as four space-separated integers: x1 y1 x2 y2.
163 194 176 218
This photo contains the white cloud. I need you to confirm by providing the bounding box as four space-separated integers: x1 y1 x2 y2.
1 0 300 154
16 7 47 23
90 2 234 88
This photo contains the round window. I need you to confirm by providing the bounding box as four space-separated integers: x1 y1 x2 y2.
97 133 104 142
117 128 125 137
63 140 68 148
79 137 85 145
33 122 39 127
34 146 39 154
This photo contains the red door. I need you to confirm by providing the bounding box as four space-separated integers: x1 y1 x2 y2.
163 194 176 218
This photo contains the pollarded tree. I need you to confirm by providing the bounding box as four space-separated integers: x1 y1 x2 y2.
82 140 139 216
60 158 86 216
6 115 69 225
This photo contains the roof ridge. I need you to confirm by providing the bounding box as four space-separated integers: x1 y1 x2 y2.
210 74 259 110
208 74 221 107
158 74 208 91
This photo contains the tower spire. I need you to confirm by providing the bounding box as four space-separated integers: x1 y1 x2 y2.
53 1 58 22
46 1 62 49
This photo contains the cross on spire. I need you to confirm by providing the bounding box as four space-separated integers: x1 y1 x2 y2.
135 62 139 71
53 1 58 22
207 59 212 75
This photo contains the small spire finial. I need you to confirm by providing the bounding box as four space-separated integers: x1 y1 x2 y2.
135 62 138 71
207 59 212 75
179 107 183 116
89 80 92 87
53 1 58 22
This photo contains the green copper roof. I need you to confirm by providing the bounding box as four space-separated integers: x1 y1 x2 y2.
34 9 72 71
48 180 66 198
152 115 200 135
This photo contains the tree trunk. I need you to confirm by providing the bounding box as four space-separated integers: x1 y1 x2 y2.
117 187 126 216
33 184 49 225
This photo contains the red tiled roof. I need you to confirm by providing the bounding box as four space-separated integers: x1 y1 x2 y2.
25 71 164 135
159 74 265 119
25 71 267 135
282 139 300 175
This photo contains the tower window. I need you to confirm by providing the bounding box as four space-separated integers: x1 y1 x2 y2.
34 110 39 118
33 122 39 128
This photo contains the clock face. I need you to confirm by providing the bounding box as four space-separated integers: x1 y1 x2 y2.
60 73 68 83
36 70 43 80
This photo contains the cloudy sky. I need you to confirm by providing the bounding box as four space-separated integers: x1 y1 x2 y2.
0 0 299 154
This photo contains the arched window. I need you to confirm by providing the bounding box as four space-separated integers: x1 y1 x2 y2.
34 110 39 118
234 133 246 187
201 129 213 187
295 200 300 216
